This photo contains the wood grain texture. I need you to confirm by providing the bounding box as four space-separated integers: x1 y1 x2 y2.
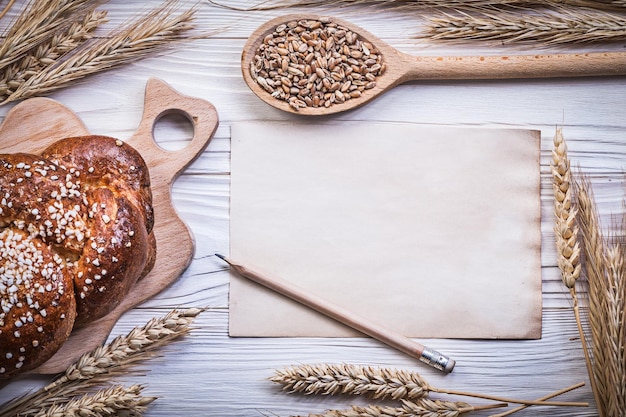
1 0 625 415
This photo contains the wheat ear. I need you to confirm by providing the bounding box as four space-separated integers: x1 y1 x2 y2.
424 7 626 45
272 364 588 407
549 127 602 414
209 0 626 11
30 384 156 417
300 399 506 417
208 0 525 11
0 0 95 69
0 9 108 101
1 1 197 105
271 363 431 400
0 308 203 417
53 308 203 387
574 177 608 417
552 127 582 291
599 245 626 416
575 177 626 417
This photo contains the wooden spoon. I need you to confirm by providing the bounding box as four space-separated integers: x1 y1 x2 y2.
241 14 626 116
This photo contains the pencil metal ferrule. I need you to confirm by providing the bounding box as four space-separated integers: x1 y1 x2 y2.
419 346 454 373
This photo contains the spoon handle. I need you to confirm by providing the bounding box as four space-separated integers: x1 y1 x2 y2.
398 51 626 82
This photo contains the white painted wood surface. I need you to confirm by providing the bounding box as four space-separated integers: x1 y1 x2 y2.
2 1 625 415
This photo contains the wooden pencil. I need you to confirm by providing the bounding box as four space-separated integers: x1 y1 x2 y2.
216 254 456 373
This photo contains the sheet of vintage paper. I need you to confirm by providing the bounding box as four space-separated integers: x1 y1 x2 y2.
229 122 541 339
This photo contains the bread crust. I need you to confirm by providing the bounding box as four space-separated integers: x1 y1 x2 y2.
42 136 155 326
0 136 155 378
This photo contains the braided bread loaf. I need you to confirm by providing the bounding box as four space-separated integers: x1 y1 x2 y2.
0 136 155 379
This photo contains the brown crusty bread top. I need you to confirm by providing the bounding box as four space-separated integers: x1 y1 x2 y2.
42 136 155 325
0 136 155 379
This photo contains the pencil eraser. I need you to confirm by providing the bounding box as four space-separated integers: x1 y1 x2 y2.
444 358 456 373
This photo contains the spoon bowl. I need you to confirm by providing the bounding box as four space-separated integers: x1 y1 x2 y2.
242 14 626 116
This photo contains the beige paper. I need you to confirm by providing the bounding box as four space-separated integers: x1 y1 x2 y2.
229 122 541 339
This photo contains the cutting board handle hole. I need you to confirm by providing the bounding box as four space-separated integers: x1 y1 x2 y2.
151 109 195 151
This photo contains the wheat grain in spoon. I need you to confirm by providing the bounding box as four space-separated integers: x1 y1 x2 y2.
242 14 626 116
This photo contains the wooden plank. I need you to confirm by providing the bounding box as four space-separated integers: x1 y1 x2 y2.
2 0 626 414
1 308 595 416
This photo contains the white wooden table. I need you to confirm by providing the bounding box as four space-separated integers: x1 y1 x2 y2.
2 1 625 416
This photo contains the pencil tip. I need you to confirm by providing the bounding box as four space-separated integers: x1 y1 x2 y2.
215 253 226 261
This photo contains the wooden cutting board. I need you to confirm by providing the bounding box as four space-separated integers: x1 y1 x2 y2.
0 78 219 374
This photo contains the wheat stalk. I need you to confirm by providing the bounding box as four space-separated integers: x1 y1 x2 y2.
272 364 588 408
1 1 198 105
0 0 16 20
575 176 626 417
271 363 431 400
489 382 586 417
0 9 108 101
424 7 626 45
0 308 203 417
30 384 156 417
299 399 506 417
